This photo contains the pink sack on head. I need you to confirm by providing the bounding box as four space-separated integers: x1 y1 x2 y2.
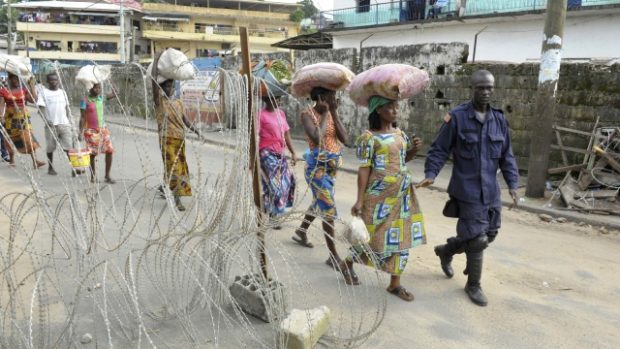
291 62 355 97
348 64 430 106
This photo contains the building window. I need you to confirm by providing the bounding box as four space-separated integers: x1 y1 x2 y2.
357 0 371 13
36 40 61 51
196 49 219 57
78 41 118 54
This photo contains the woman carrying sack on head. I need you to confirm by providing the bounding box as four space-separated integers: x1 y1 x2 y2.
292 86 349 269
344 96 427 301
0 73 46 168
151 51 201 212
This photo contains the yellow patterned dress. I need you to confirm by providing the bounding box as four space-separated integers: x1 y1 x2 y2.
352 129 427 275
156 97 192 196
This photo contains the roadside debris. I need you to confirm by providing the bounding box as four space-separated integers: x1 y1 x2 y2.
550 119 620 216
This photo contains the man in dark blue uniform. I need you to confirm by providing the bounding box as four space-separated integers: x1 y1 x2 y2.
417 70 519 306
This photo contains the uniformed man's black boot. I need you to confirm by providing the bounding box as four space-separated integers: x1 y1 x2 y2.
464 251 488 306
434 244 454 278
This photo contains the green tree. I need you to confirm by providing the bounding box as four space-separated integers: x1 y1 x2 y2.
289 0 318 23
0 1 18 34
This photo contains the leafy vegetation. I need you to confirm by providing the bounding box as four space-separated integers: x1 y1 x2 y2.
289 0 318 23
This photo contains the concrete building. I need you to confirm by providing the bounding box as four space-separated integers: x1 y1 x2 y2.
320 0 620 63
141 0 299 59
12 1 147 66
11 0 299 70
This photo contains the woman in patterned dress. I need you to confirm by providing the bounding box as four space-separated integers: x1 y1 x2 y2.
0 73 46 168
292 87 349 271
151 51 201 211
346 96 427 301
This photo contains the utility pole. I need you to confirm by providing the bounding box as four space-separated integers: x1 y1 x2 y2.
7 0 14 54
119 0 125 63
525 0 567 198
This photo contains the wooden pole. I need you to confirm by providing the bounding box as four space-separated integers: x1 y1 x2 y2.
525 0 568 198
239 27 267 278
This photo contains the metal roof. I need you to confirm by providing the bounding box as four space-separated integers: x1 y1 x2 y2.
272 31 333 50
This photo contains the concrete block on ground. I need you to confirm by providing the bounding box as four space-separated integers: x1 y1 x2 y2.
229 274 287 323
280 306 331 349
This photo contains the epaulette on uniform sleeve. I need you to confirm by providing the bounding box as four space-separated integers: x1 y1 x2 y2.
491 106 505 115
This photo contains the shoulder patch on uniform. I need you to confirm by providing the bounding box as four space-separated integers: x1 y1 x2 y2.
443 114 452 123
491 106 504 114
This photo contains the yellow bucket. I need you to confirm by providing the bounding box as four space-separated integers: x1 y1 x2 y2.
68 148 91 170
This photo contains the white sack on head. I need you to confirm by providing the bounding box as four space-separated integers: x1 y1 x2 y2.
147 48 196 83
75 65 111 90
291 62 355 97
348 64 430 106
0 54 33 79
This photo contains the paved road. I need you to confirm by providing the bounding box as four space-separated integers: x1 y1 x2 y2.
1 113 619 349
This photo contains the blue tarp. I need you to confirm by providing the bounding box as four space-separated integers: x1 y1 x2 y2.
192 57 221 71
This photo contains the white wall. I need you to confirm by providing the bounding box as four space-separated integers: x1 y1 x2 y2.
337 0 359 9
331 9 620 62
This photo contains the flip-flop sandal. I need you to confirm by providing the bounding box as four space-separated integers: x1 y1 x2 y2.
341 267 360 286
292 235 314 248
387 286 415 302
325 258 336 270
292 231 314 248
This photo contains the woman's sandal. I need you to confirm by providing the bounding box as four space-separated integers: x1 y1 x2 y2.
292 230 314 248
338 261 360 285
387 286 415 302
325 257 338 270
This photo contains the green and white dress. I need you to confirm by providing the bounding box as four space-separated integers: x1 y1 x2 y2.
351 129 427 275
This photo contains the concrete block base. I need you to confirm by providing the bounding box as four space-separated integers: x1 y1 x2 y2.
229 274 287 323
280 306 331 349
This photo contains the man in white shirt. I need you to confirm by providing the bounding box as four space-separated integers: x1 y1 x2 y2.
37 73 76 175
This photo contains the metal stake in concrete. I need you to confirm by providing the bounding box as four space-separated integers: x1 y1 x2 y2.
525 0 568 198
239 27 267 278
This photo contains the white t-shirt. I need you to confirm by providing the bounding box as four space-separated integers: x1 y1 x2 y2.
37 87 70 126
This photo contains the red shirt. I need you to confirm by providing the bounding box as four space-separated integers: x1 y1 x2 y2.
0 87 29 109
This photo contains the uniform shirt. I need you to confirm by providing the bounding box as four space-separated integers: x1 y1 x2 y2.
258 108 289 154
37 87 70 126
424 101 519 205
80 95 105 129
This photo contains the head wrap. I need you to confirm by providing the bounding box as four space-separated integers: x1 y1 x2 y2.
368 95 395 114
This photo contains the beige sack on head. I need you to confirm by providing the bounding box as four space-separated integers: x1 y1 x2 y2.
0 54 33 79
75 65 111 90
291 62 355 97
147 48 196 83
